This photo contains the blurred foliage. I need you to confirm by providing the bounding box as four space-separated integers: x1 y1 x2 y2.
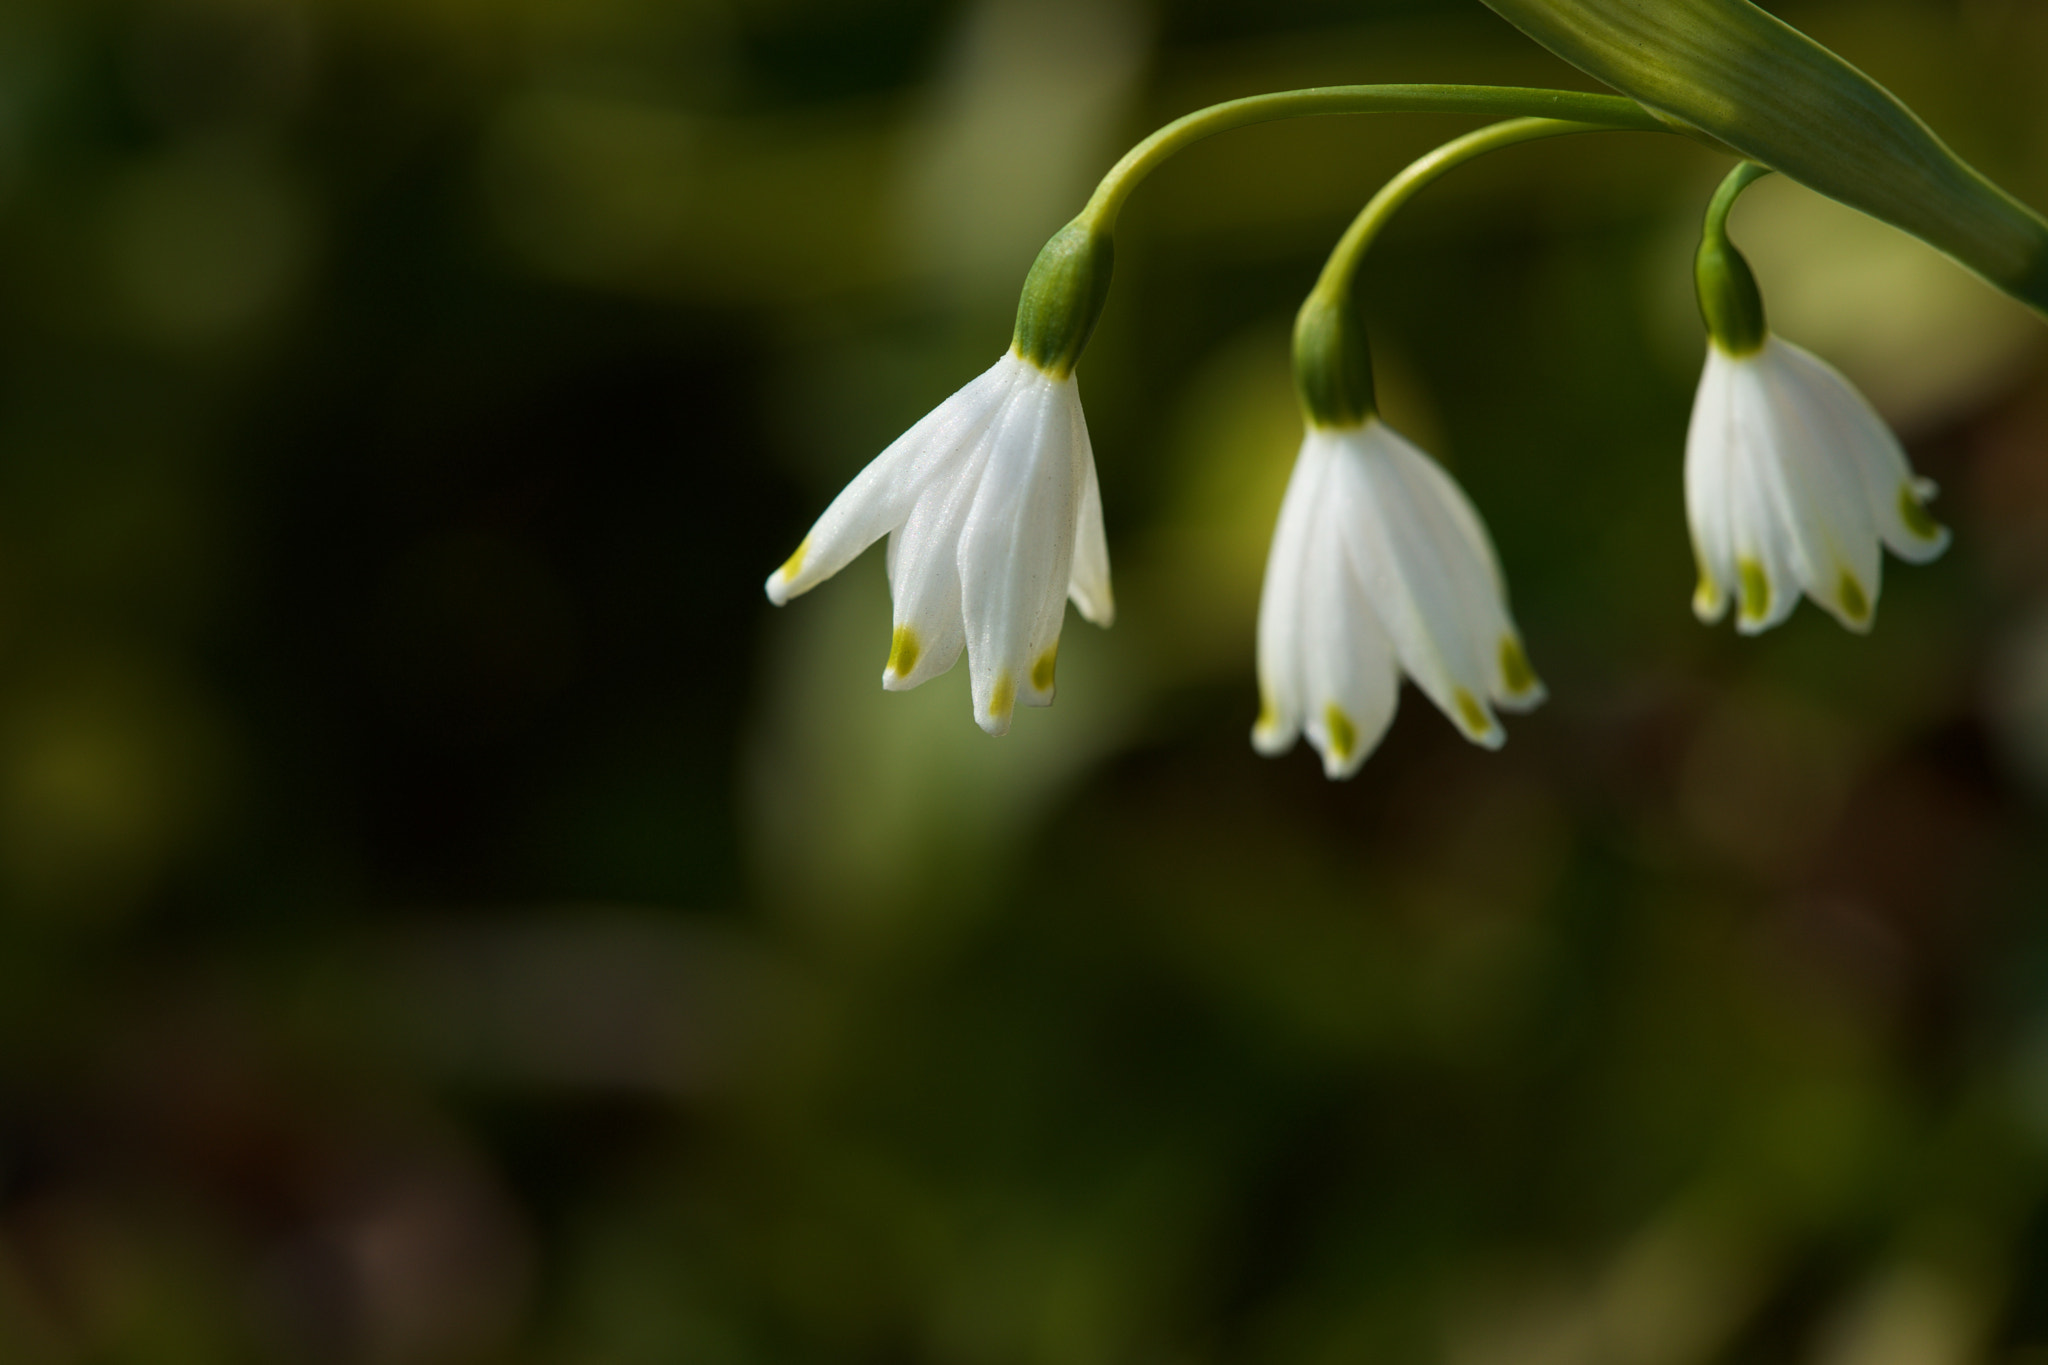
3 0 2048 1362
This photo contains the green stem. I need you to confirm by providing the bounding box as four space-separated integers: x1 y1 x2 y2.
1305 116 1647 313
1705 160 1773 241
1696 161 1772 354
1291 116 1659 425
1078 85 1667 232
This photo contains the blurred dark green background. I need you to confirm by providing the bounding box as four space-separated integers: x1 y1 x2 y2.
5 0 2048 1360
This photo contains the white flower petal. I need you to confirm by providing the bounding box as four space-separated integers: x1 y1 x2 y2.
1384 430 1545 713
1337 421 1506 749
1018 377 1091 707
1722 360 1801 634
1777 340 1951 566
1299 498 1401 779
1685 348 1739 623
764 355 1016 604
1884 474 1952 565
1253 431 1336 756
959 367 1082 735
1749 339 1882 631
1067 407 1116 628
881 433 996 690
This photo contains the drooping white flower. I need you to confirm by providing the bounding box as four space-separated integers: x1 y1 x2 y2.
764 350 1113 736
1686 335 1950 634
1252 418 1545 779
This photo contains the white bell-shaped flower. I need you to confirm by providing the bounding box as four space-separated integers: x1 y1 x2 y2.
764 350 1113 736
1253 418 1545 779
1686 335 1950 634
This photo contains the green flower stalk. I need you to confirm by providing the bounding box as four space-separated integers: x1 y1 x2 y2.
1694 160 1770 356
1480 0 2048 315
1017 84 1665 379
1293 116 1635 427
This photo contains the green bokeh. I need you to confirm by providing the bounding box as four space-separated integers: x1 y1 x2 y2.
1 1 2047 1362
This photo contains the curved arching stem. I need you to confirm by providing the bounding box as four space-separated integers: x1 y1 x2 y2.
1288 116 1669 426
1695 160 1774 354
1077 85 1669 232
1304 115 1661 316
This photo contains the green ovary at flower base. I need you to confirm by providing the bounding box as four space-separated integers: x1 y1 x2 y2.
1011 218 1114 381
1685 162 1951 636
1480 0 2048 315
